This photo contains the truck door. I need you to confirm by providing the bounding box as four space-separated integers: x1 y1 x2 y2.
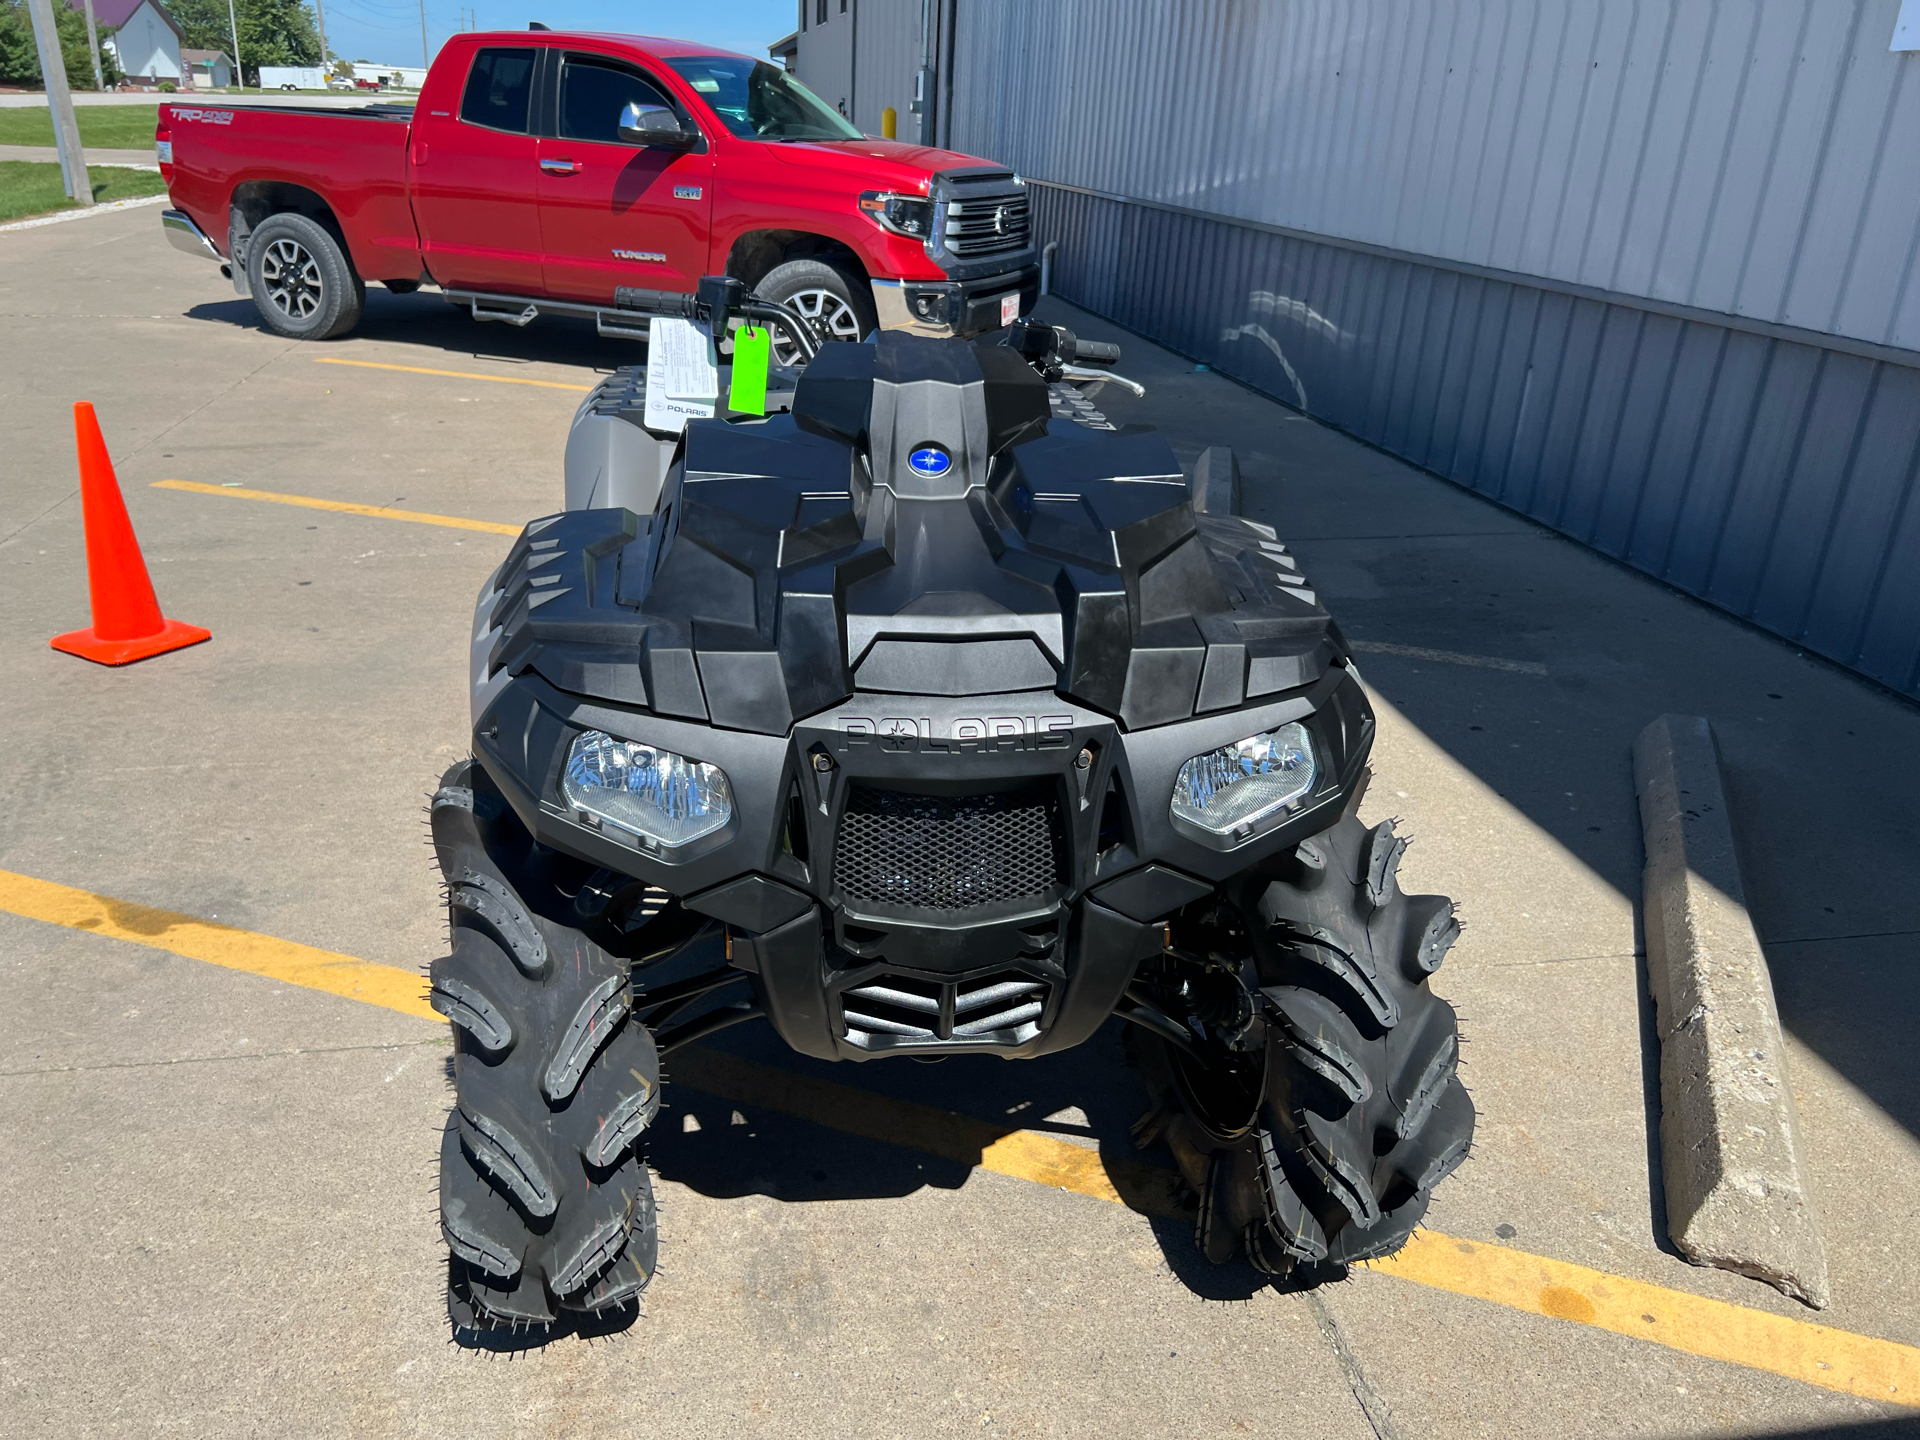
535 52 714 304
410 45 546 292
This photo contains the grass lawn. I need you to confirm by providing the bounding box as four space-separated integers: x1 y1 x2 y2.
0 103 166 150
0 162 168 224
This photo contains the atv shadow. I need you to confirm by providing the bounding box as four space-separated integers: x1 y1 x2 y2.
654 1007 1312 1305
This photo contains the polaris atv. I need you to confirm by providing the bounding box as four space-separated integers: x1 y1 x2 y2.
427 280 1474 1334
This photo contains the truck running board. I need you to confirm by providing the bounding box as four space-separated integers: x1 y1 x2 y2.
469 297 539 327
441 287 652 341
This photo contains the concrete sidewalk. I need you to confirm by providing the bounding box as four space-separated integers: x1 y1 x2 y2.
0 143 158 167
0 210 1913 1438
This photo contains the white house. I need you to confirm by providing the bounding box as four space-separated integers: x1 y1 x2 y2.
181 47 232 88
74 0 185 83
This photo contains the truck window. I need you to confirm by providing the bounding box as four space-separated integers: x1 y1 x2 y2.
459 47 536 134
665 55 861 142
558 56 678 144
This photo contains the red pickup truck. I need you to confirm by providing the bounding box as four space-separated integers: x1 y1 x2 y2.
156 31 1037 354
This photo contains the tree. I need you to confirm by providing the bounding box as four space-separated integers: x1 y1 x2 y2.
0 0 121 88
166 0 318 85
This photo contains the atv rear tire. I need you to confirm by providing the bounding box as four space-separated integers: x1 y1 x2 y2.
1140 810 1474 1274
430 760 661 1333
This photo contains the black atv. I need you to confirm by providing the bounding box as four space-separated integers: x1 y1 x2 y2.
427 281 1474 1334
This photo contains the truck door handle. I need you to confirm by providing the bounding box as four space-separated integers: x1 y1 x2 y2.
540 157 580 175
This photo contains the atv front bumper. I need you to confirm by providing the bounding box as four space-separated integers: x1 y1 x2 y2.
473 669 1372 1062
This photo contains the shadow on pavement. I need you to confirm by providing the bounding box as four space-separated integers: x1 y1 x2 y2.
184 284 649 372
1034 299 1920 1151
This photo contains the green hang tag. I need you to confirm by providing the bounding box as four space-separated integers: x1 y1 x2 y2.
728 324 771 416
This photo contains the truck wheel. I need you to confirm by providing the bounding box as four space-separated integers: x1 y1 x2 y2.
1136 810 1475 1275
429 760 661 1337
244 212 364 341
754 258 876 364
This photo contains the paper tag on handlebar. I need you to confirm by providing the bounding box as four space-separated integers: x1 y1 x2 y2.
728 324 771 416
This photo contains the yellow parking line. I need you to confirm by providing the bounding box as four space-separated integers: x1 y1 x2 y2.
152 479 522 535
2 866 1915 1407
313 356 593 391
0 868 436 1022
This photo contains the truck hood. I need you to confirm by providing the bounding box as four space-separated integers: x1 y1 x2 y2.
765 138 1009 191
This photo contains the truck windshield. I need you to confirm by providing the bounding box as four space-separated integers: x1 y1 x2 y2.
665 56 862 142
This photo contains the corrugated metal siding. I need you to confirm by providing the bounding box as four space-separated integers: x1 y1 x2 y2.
951 0 1920 353
1030 184 1920 696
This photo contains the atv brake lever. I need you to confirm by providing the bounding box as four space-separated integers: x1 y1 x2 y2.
1059 364 1146 398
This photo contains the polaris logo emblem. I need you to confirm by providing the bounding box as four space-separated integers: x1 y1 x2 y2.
838 714 1074 753
908 446 951 478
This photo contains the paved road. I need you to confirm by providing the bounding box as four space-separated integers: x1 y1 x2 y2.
1 204 1915 1438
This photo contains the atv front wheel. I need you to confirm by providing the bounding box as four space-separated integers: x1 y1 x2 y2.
429 761 661 1333
1135 810 1474 1275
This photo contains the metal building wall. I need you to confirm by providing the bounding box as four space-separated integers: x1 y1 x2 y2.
794 0 952 141
944 0 1920 698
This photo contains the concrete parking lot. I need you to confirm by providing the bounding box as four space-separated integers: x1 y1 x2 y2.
2 205 1916 1438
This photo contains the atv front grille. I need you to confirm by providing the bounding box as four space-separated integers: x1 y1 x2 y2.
834 783 1064 911
840 969 1052 1048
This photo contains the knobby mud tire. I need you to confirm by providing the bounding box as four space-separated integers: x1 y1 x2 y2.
430 759 661 1334
1141 810 1475 1276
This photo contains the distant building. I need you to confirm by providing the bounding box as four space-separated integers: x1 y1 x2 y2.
70 0 185 84
767 31 797 72
181 48 232 89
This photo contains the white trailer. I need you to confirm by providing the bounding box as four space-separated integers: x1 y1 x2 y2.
260 65 328 91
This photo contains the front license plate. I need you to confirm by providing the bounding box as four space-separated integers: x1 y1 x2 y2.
1001 292 1020 327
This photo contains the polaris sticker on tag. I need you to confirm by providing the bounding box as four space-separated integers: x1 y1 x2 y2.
1001 292 1020 327
728 324 770 416
643 316 718 435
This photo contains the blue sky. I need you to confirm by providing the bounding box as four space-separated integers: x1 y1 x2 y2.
313 0 797 70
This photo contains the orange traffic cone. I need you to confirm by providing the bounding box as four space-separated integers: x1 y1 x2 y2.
49 402 211 666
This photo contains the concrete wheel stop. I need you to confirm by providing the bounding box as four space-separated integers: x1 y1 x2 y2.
1634 714 1830 1308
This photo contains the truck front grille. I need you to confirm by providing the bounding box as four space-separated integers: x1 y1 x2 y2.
840 969 1052 1048
944 193 1031 257
834 782 1063 911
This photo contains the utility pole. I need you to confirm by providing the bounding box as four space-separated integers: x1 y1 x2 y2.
227 0 243 88
24 0 87 201
314 0 330 78
419 0 429 68
83 0 103 90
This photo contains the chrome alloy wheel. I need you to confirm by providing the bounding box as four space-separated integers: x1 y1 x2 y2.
773 286 861 365
260 237 324 322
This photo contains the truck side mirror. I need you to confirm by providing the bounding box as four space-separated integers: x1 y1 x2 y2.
618 102 696 150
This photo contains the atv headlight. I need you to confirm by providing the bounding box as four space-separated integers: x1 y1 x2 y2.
562 731 732 850
1171 722 1317 836
859 190 933 239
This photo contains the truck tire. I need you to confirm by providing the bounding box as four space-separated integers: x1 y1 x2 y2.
244 211 364 341
429 760 661 1335
754 257 876 364
1138 810 1474 1275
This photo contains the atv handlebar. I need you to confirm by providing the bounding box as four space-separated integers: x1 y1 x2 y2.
614 281 819 363
1071 337 1121 365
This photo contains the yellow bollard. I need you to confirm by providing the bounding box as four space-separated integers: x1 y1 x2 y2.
881 106 897 139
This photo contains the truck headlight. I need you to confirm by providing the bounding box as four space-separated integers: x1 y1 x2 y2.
859 190 933 239
562 731 732 850
1171 722 1317 836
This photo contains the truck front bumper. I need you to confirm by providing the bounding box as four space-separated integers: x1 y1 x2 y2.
872 263 1041 338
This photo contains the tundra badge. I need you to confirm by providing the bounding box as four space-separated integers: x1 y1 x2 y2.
613 249 668 263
